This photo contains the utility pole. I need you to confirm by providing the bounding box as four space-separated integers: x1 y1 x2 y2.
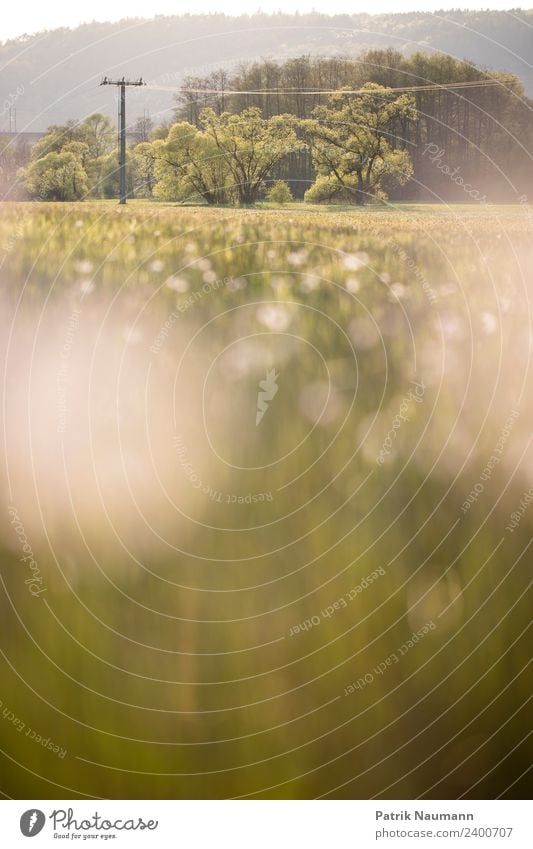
100 76 145 204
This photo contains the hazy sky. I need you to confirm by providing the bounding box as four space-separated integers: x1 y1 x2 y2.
1 1 528 42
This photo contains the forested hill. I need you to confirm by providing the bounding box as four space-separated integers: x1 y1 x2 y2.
1 10 533 132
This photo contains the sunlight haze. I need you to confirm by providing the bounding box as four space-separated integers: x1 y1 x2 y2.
1 1 529 42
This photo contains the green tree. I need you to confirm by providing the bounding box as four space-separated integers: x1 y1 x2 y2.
80 113 115 159
199 107 302 205
304 84 416 205
131 142 157 197
63 140 91 167
21 150 88 200
137 122 231 204
134 121 229 204
26 114 114 199
93 150 138 199
266 180 293 204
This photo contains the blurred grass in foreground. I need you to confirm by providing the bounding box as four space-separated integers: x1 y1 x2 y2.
0 202 531 799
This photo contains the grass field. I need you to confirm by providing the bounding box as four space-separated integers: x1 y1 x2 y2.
0 202 531 799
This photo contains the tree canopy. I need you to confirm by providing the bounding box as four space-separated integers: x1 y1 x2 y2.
303 84 415 204
199 107 302 205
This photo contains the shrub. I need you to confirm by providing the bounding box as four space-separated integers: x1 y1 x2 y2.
266 180 294 205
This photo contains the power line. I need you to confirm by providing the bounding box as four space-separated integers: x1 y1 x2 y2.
145 77 514 96
96 74 514 204
100 76 145 205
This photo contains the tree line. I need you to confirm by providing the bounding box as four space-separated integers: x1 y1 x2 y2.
6 85 415 205
175 51 533 202
1 11 532 130
3 50 532 205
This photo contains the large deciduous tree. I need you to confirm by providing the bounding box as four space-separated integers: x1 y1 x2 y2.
303 84 416 205
80 113 115 159
137 122 231 204
199 107 302 205
21 113 115 200
21 150 88 201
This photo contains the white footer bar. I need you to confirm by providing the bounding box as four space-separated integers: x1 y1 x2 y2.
0 799 529 848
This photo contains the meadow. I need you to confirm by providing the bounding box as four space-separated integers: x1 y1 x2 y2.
0 201 531 799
